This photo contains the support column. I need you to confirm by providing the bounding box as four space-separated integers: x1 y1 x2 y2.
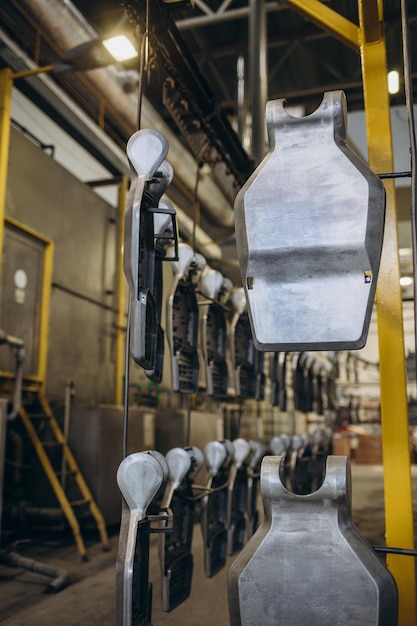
115 175 128 405
359 2 417 624
249 0 268 165
0 68 14 274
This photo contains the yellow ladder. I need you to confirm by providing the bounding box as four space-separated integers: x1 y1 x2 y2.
19 388 110 560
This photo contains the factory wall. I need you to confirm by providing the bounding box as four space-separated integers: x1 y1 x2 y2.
4 127 120 404
2 126 200 414
2 125 414 434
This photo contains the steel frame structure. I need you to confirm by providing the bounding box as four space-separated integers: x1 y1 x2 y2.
280 1 416 624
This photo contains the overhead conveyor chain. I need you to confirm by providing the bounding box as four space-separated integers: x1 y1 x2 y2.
123 0 254 189
18 388 109 560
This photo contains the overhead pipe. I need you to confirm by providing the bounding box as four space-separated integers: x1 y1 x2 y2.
0 330 24 421
249 0 268 165
19 0 235 229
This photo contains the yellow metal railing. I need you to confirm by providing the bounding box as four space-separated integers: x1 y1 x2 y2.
3 217 54 383
37 391 110 552
281 1 416 623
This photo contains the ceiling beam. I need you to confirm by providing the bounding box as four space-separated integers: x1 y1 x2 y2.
176 1 286 30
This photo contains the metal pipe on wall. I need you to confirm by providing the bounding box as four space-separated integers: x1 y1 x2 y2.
19 0 235 228
0 548 68 593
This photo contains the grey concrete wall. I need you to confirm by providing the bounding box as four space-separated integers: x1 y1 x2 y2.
6 127 119 403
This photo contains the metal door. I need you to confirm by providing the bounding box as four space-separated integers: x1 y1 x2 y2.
0 220 48 376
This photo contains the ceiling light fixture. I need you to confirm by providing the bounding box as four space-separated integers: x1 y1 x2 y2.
400 276 413 287
103 36 138 63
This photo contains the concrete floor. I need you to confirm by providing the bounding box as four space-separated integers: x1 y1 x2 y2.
0 464 415 625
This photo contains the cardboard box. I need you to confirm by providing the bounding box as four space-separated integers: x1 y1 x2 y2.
355 433 382 464
332 433 351 457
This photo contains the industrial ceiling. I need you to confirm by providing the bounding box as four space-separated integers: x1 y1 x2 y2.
72 0 416 112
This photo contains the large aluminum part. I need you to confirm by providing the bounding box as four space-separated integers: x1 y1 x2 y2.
124 129 172 370
115 451 169 626
166 243 200 393
145 187 176 384
234 90 386 351
270 436 286 456
228 455 398 626
159 447 202 612
269 352 287 408
186 445 204 480
246 441 265 539
199 270 230 398
229 288 257 399
226 439 252 555
200 440 234 577
162 447 192 508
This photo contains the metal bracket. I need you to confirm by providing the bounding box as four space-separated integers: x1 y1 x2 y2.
115 450 170 626
166 244 201 393
228 288 257 399
124 130 178 376
200 440 234 577
159 446 203 611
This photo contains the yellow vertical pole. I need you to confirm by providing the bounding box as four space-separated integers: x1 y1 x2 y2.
115 175 128 405
358 2 416 624
0 68 14 273
37 239 54 383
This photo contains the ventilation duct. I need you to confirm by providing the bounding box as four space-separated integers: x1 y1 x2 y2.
19 0 235 229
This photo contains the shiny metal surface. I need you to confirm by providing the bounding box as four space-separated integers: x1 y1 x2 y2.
254 349 265 400
200 440 234 577
166 243 200 393
289 434 313 495
246 441 265 538
162 447 192 509
159 446 203 612
115 451 168 626
228 288 256 399
199 270 230 398
269 435 286 456
227 438 252 555
228 455 398 626
234 90 386 351
144 197 176 384
270 434 292 487
124 129 168 370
